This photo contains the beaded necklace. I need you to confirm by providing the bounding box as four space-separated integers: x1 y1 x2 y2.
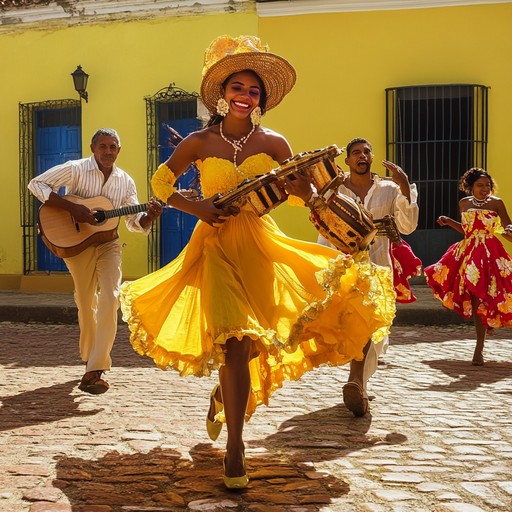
470 195 491 208
219 121 256 175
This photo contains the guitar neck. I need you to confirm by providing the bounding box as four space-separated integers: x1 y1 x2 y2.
101 203 148 220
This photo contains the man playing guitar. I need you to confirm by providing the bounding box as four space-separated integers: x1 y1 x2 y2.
28 128 162 394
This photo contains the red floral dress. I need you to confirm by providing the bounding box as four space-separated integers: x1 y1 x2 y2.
424 209 512 328
390 240 422 303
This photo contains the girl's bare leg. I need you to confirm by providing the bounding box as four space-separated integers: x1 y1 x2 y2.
471 295 486 365
219 336 251 477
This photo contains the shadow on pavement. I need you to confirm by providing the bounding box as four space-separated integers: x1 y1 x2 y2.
0 380 102 431
51 405 407 510
390 324 512 346
0 323 154 369
256 403 407 461
421 358 512 391
52 444 349 510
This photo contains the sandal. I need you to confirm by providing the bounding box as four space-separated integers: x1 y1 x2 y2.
78 370 109 395
342 381 369 417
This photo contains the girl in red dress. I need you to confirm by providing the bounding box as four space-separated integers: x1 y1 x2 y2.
424 168 512 365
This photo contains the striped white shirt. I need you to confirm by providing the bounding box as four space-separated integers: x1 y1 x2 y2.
28 155 148 233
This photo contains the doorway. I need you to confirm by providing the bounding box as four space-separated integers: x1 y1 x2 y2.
19 100 82 274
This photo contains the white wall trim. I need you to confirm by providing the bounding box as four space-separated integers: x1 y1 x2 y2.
256 0 512 17
0 0 249 31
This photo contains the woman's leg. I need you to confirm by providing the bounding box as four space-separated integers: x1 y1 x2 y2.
219 335 252 477
471 295 486 365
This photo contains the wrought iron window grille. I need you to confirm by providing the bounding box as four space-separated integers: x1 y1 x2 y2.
19 99 81 274
145 83 201 272
386 83 488 266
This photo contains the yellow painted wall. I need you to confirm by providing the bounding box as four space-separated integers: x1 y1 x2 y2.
1 2 511 287
0 11 258 279
260 2 512 241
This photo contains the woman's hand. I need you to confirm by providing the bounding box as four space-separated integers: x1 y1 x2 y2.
191 196 238 227
284 171 314 202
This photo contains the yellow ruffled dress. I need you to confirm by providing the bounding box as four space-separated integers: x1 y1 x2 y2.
120 154 395 419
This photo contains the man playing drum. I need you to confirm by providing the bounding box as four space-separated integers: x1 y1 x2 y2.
318 137 420 416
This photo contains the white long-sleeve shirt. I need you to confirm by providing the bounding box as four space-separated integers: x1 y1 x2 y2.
318 173 419 267
28 155 149 234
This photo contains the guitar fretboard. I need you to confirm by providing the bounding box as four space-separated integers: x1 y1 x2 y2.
100 203 148 220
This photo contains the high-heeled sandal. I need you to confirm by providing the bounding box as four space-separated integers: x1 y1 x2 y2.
206 384 224 441
223 456 249 490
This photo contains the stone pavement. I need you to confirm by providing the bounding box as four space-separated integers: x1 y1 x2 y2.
0 322 511 511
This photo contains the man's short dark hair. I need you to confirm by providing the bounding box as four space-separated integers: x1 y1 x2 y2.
345 137 372 156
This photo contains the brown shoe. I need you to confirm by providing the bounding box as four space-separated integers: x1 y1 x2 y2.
78 370 109 395
342 381 369 417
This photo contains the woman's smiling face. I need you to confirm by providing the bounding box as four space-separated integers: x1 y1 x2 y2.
223 71 262 118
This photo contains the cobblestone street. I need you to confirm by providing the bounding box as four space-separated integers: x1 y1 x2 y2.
0 322 511 511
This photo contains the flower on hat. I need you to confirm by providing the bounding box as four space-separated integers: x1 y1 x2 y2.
200 35 296 115
202 36 269 77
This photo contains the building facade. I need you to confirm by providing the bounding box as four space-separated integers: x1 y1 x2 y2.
1 0 511 290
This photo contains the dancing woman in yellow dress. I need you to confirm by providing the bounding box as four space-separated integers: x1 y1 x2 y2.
120 35 395 489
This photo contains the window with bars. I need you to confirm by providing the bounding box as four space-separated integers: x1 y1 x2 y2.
386 84 488 266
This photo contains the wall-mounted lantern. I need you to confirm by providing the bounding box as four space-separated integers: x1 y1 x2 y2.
71 65 89 102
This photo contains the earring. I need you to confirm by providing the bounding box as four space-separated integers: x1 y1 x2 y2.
216 98 229 116
250 106 262 126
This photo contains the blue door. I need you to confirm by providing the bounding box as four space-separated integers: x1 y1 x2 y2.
159 117 202 266
35 109 81 271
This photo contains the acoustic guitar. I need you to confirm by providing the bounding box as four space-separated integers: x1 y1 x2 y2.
38 195 149 258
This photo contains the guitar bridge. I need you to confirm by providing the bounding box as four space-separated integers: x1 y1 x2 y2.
70 215 80 232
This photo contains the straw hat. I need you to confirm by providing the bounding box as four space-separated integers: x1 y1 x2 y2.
200 35 296 114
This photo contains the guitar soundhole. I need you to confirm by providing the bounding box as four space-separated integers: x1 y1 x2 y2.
94 210 107 223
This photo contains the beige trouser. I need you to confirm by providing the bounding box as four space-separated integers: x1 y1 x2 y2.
64 240 122 373
363 335 389 394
